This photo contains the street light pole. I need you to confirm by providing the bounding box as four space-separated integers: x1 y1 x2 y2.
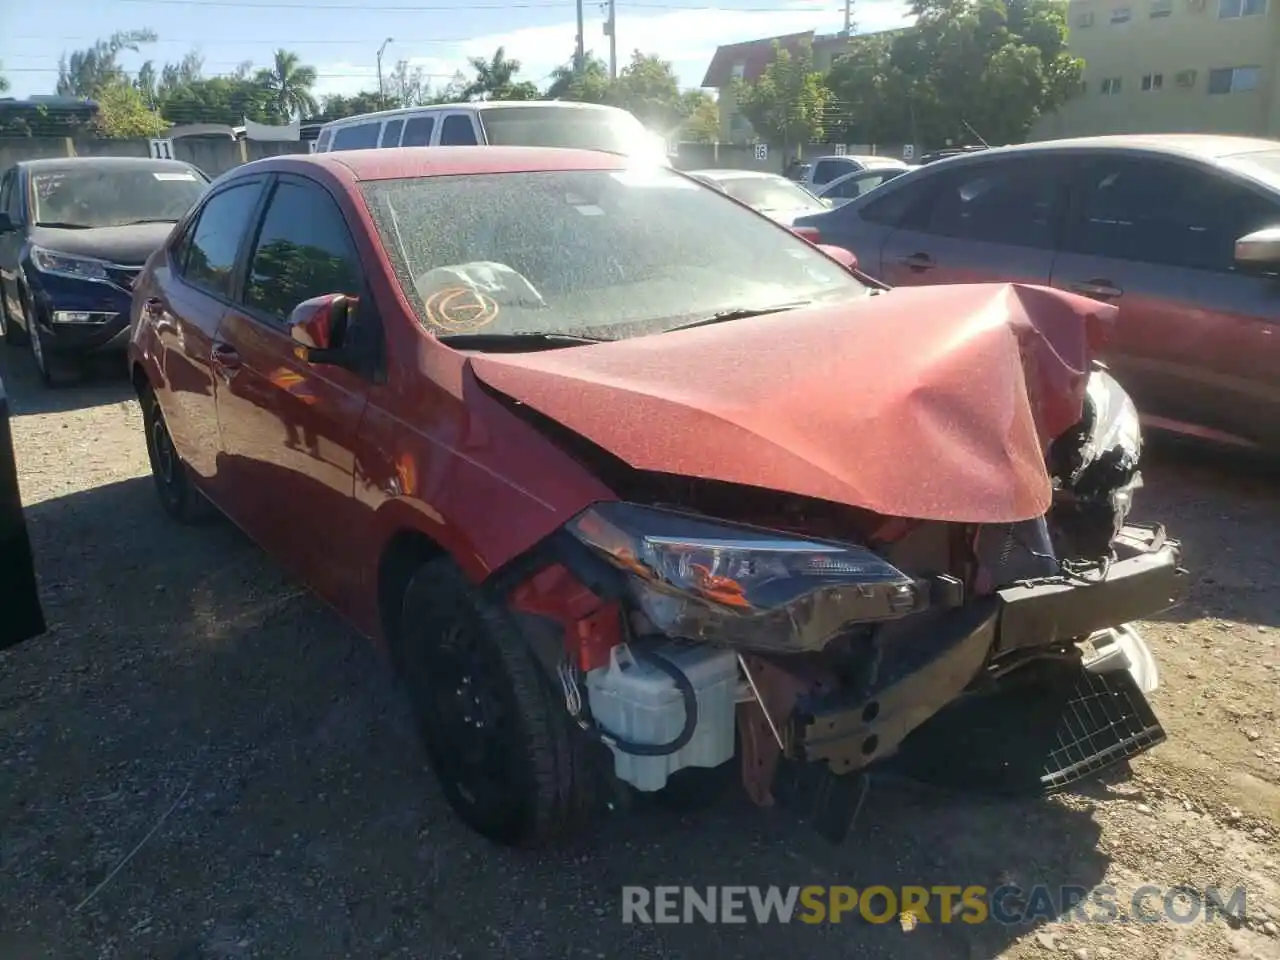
377 37 394 107
575 0 585 72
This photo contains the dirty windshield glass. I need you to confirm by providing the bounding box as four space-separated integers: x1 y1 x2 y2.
31 166 208 229
478 106 651 156
362 167 869 342
713 175 825 214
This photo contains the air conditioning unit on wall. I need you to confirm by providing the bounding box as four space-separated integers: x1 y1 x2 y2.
1076 10 1095 25
1187 0 1206 10
1175 69 1198 87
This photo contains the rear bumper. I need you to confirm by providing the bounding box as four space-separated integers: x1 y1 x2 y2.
788 524 1185 778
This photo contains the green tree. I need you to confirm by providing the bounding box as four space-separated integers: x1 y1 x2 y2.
159 75 275 126
256 49 319 121
92 79 169 137
680 91 721 142
608 51 686 130
56 30 158 98
461 47 528 100
731 41 831 155
826 0 1082 146
317 90 388 121
0 61 10 94
388 59 432 108
545 53 612 102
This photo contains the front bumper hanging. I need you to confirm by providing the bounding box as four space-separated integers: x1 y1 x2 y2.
786 524 1186 782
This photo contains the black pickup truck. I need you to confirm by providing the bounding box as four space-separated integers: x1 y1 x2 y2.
1 373 45 650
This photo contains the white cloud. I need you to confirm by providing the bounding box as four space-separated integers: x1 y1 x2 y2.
314 0 912 98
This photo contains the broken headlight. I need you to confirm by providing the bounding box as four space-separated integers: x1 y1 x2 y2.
566 501 927 654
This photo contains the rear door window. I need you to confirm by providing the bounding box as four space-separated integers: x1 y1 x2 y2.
379 119 404 147
177 181 263 297
811 159 851 186
331 123 381 151
401 115 436 146
439 115 478 146
918 160 1063 249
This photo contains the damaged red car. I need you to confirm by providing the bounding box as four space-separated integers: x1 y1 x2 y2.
127 147 1188 848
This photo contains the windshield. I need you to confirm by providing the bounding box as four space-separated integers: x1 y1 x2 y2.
479 106 654 157
30 166 208 229
362 167 870 342
1222 149 1280 190
711 175 825 213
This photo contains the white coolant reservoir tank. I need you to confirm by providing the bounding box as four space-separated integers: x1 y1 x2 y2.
585 642 739 792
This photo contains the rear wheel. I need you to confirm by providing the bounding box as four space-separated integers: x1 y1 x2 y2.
395 559 593 848
140 384 212 523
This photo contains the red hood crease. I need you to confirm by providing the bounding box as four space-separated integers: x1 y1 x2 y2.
468 283 1116 524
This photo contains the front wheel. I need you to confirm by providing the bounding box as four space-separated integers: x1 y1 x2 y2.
395 559 594 848
140 384 212 523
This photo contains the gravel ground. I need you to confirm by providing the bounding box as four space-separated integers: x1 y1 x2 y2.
1 346 1278 960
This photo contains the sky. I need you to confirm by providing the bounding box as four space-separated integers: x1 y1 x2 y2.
0 0 913 102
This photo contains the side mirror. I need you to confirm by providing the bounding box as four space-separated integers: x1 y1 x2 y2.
1234 226 1280 269
289 293 353 364
816 243 858 272
0 212 15 234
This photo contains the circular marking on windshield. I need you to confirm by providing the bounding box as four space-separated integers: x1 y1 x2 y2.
424 286 500 332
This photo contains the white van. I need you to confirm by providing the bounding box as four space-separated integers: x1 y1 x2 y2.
313 100 669 164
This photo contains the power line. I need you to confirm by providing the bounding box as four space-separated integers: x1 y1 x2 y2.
2 66 459 79
8 35 488 46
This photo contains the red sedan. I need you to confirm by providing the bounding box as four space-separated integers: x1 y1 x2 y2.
128 147 1186 848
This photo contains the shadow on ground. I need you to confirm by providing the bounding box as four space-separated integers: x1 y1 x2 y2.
0 475 1115 959
0 346 134 418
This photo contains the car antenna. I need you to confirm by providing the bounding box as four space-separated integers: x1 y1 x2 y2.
962 119 990 148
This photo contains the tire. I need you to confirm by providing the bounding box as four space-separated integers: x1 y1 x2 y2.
395 559 594 848
140 384 213 523
24 299 79 387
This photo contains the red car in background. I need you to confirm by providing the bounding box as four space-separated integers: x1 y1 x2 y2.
127 147 1186 849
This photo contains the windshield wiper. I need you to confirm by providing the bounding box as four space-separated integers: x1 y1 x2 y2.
34 221 91 230
120 217 179 225
664 301 812 334
437 331 609 351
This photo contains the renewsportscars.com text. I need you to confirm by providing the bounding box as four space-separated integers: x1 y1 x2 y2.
620 885 1249 926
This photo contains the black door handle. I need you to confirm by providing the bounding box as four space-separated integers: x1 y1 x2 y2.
210 342 242 378
1068 278 1123 300
899 252 935 271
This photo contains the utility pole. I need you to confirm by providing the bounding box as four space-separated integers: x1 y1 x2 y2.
575 0 585 72
377 37 393 107
843 0 852 35
605 0 617 80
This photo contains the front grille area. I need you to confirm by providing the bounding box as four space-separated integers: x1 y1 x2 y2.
1039 667 1165 790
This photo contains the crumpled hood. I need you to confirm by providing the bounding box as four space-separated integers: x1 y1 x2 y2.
468 283 1115 524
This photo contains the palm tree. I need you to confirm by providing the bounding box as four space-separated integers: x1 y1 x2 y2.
259 49 319 122
462 47 521 101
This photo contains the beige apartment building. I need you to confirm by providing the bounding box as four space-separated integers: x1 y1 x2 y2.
1035 0 1280 138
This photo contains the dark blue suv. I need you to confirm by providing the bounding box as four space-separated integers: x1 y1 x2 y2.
0 156 209 385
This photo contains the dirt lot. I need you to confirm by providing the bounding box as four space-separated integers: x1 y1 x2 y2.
1 347 1278 960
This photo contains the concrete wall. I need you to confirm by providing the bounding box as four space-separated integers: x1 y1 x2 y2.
671 141 912 172
0 137 309 178
1032 0 1280 139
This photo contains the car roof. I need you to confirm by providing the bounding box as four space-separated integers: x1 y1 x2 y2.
686 168 787 181
321 100 628 128
244 145 636 182
17 156 199 173
970 133 1280 162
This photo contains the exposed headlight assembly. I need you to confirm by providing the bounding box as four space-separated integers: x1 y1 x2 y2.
30 246 110 282
567 501 927 653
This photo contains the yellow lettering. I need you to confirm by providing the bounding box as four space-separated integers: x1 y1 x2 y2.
829 886 858 922
799 886 826 924
961 885 989 924
860 885 897 924
931 885 961 923
901 886 931 923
